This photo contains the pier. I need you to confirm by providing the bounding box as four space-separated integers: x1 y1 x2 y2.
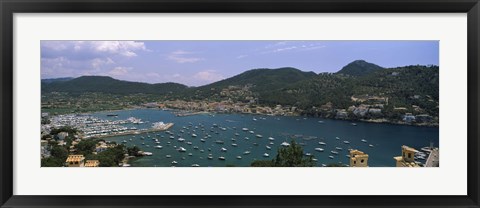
425 148 439 167
87 123 174 139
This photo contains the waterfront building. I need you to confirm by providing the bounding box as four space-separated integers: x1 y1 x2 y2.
66 155 85 167
393 145 420 167
85 160 100 167
349 149 369 167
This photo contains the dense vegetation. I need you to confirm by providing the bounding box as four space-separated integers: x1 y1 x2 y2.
251 140 315 167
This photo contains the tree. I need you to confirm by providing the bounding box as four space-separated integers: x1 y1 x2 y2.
273 140 315 167
250 140 315 167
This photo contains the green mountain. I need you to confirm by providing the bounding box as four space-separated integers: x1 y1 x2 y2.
185 67 317 100
41 77 74 83
42 76 188 95
336 60 384 76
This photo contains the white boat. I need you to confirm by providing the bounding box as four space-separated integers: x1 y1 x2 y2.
143 152 153 156
207 156 213 160
171 161 178 164
329 156 334 159
335 137 340 140
243 151 251 155
269 142 274 145
249 131 254 134
186 142 192 145
281 142 290 147
319 142 326 145
266 145 271 150
191 134 197 137
235 133 240 136
268 137 275 141
218 156 226 160
178 138 185 142
314 148 324 152
191 164 200 167
335 147 343 151
242 128 249 131
305 153 312 156
221 147 227 152
343 141 350 144
122 140 127 143
256 134 263 138
200 139 206 142
361 139 367 143
346 155 351 158
188 153 193 156
154 145 163 149
330 151 339 155
166 155 172 158
236 156 242 159
231 143 238 147
253 118 257 121
263 153 269 157
369 144 374 148
178 147 187 152
244 137 249 140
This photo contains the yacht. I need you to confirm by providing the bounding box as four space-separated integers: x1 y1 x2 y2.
305 153 312 156
166 155 172 158
268 137 275 141
187 142 192 145
207 156 213 160
335 147 343 151
361 139 367 143
263 153 270 157
256 134 263 138
143 152 153 156
242 128 249 131
188 153 193 156
319 142 326 145
215 140 224 144
191 164 200 167
231 143 238 147
171 161 178 165
177 138 185 142
200 139 206 142
243 151 251 155
218 156 226 160
191 133 197 137
343 141 350 144
369 144 374 148
266 145 272 150
221 147 227 152
281 142 290 147
330 151 339 155
335 137 340 140
314 148 324 152
154 145 163 149
249 131 255 134
329 156 334 159
236 156 242 159
235 133 240 136
178 147 187 152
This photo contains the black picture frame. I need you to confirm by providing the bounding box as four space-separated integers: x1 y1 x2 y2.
1 0 479 207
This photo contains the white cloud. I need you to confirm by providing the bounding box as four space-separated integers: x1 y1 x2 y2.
236 54 248 59
167 50 204 63
108 66 131 76
194 70 225 82
90 41 147 57
260 41 326 54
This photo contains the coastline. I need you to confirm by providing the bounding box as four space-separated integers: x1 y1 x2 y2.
43 106 438 128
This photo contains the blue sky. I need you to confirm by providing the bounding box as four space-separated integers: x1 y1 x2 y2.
41 40 439 86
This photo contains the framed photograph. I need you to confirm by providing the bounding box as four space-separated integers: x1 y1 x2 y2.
1 0 479 207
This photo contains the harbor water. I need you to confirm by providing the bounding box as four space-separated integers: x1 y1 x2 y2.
91 109 439 167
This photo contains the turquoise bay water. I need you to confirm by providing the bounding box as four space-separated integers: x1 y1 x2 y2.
92 109 439 167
